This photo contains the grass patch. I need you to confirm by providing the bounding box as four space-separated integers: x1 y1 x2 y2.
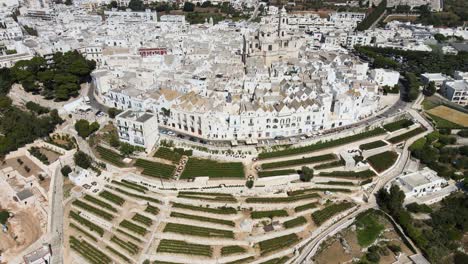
427 113 464 129
355 210 385 247
258 127 386 159
312 202 354 225
366 151 398 172
180 158 245 179
135 159 175 179
172 203 237 215
96 145 124 167
157 239 212 257
251 210 288 219
163 223 234 238
258 169 297 178
283 216 307 229
387 127 425 143
359 140 388 150
383 119 414 132
261 154 336 170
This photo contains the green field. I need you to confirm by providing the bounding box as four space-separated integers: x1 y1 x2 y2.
251 210 289 219
163 223 234 238
294 202 318 212
258 233 300 255
154 147 182 163
69 236 111 264
221 245 246 256
383 119 414 132
180 158 245 179
258 128 386 159
96 145 125 167
387 127 425 143
355 210 385 247
258 169 297 178
135 159 175 179
312 202 354 225
359 140 388 150
366 151 398 173
283 216 308 229
157 239 212 257
261 154 336 170
98 190 125 206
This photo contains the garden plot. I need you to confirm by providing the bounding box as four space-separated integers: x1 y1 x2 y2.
180 158 245 179
427 105 468 127
260 154 337 170
135 159 176 179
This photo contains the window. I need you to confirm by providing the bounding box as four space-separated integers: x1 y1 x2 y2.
268 45 272 51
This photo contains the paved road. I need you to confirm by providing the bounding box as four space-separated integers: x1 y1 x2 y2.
49 164 65 264
87 81 109 112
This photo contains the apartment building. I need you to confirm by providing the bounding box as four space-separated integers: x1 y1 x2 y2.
116 110 159 151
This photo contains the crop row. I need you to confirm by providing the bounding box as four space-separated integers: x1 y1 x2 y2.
157 239 212 257
135 158 175 179
110 235 139 255
387 127 425 143
145 204 159 215
180 158 245 179
69 211 104 237
383 119 414 132
120 220 147 236
312 202 354 225
132 213 153 226
116 228 142 243
96 145 124 167
359 140 388 150
99 190 125 206
251 210 288 219
258 233 300 255
258 169 297 178
313 159 345 170
316 181 354 186
366 151 398 172
294 202 318 212
258 127 386 159
111 180 146 193
154 147 182 163
105 245 130 262
246 192 320 204
114 187 161 204
261 154 336 170
177 193 237 203
318 169 376 179
170 212 235 227
283 216 308 229
221 245 246 256
172 203 237 215
69 235 111 264
83 195 118 212
72 200 114 221
69 222 97 241
163 223 234 238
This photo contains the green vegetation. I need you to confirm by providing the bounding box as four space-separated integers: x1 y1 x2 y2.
366 151 399 172
110 235 139 255
294 202 318 212
317 181 354 186
314 159 345 170
383 119 414 132
163 223 234 238
356 0 386 31
310 188 352 193
119 220 147 236
246 192 320 204
300 166 314 182
111 180 146 193
0 210 10 225
71 200 114 221
25 101 49 114
113 187 161 204
225 257 255 264
258 169 297 178
96 146 124 167
388 127 425 143
69 222 97 241
154 147 182 163
69 211 104 237
312 202 354 225
116 228 142 243
157 239 212 257
258 233 300 255
170 212 235 227
132 213 153 226
28 147 49 165
221 246 246 256
406 202 433 214
261 154 336 170
180 158 245 178
135 159 175 178
172 203 237 215
177 191 236 202
359 140 388 150
259 257 289 264
98 190 125 206
258 128 386 159
75 119 99 139
74 151 92 169
83 195 117 212
427 113 464 129
417 0 468 27
69 236 111 264
145 204 159 215
283 216 307 229
318 170 376 179
355 210 385 247
251 210 288 219
105 245 130 262
61 165 72 177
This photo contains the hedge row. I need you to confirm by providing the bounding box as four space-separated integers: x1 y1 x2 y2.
261 154 336 170
258 169 297 178
359 140 388 150
163 223 234 238
246 192 320 204
157 239 212 257
258 233 300 255
251 210 288 219
172 203 237 215
170 212 235 227
387 127 425 144
283 216 308 229
98 190 125 206
318 169 376 179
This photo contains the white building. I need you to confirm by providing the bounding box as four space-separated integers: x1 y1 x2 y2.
441 80 468 106
393 167 448 199
370 69 400 87
420 73 449 88
116 110 159 151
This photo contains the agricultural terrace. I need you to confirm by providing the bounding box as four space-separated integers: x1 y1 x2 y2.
177 191 237 202
172 203 237 214
427 105 468 128
258 169 297 178
153 147 182 163
258 127 386 159
96 145 125 167
246 192 320 203
135 159 176 179
258 234 300 255
387 127 425 144
157 239 213 257
180 157 245 179
163 223 235 238
111 179 148 193
366 151 398 173
221 246 246 256
318 170 376 179
314 159 345 170
359 140 388 150
383 119 414 132
312 202 354 225
261 154 336 170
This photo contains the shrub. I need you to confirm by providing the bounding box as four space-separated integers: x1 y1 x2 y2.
74 151 92 169
61 165 72 177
